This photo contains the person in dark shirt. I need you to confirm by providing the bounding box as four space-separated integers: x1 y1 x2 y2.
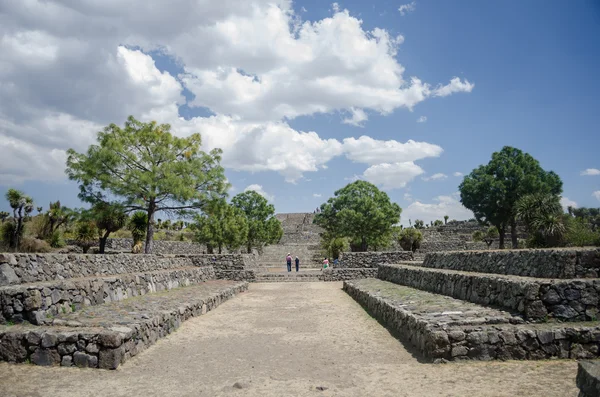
295 256 300 272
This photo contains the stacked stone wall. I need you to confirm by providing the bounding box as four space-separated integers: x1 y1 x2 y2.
344 280 600 362
423 248 600 279
338 251 414 268
378 264 600 322
105 239 206 255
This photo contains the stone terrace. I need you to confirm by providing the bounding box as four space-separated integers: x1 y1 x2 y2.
343 247 600 362
0 252 251 369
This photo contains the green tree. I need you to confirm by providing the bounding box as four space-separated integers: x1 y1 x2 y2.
444 215 449 225
193 199 249 254
472 226 500 249
459 146 562 249
74 221 98 253
66 116 228 254
36 206 43 214
40 201 74 240
397 228 423 253
516 193 565 247
4 188 33 249
413 219 424 229
0 211 9 223
433 220 444 227
314 181 401 252
91 202 128 253
128 211 148 253
231 191 282 253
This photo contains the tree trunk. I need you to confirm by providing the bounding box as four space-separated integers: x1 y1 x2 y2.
498 225 505 249
510 218 518 249
218 244 222 254
15 207 23 250
144 201 156 254
99 231 110 254
360 237 367 252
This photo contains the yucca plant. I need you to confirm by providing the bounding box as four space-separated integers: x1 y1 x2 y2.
128 212 148 253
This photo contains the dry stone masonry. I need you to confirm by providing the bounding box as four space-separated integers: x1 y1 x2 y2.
0 251 253 369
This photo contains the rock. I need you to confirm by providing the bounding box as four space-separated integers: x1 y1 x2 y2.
24 290 42 311
86 343 99 354
0 333 27 362
57 343 77 356
564 288 581 301
551 305 579 320
525 301 547 320
31 348 60 366
98 332 123 348
73 351 96 368
315 386 329 391
98 347 123 370
541 289 562 305
0 263 19 287
537 330 554 345
26 331 42 345
61 355 73 367
451 346 468 357
58 332 78 343
13 300 23 313
448 330 465 342
29 310 46 325
41 333 58 348
233 382 249 389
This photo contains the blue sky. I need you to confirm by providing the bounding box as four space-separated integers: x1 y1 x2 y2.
1 0 599 224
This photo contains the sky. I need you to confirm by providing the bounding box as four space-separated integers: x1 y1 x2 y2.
1 0 599 225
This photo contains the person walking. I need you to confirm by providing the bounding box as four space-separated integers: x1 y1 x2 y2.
322 257 329 270
295 256 300 272
286 253 292 272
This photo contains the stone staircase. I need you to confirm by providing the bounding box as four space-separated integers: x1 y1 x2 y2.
344 248 600 362
255 270 323 283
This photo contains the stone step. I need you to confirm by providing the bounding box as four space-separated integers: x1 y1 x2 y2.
344 278 600 362
0 280 248 369
378 263 599 322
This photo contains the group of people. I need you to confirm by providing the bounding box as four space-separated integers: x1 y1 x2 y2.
285 253 300 272
285 254 338 271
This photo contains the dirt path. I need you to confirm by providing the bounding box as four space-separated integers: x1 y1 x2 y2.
0 282 578 397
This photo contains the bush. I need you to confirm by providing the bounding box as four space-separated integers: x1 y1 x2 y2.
565 219 600 247
0 221 23 249
49 230 66 248
398 228 423 252
20 237 52 253
74 221 99 253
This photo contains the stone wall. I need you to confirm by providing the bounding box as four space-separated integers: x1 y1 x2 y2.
422 248 600 279
337 251 414 268
378 264 600 322
0 282 248 369
321 268 378 281
0 253 254 286
0 267 215 325
105 239 206 255
344 280 600 362
577 361 600 397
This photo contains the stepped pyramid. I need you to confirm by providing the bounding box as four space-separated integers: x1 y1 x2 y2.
257 213 324 273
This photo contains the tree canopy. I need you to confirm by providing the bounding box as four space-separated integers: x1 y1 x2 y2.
193 199 249 254
314 181 401 252
66 116 228 253
231 191 282 253
459 146 562 248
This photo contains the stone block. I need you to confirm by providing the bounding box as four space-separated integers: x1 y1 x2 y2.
98 347 124 370
31 348 60 366
0 333 27 362
41 333 58 348
73 351 96 368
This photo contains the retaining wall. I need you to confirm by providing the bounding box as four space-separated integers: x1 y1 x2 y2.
422 248 600 279
321 268 378 281
378 264 600 322
344 280 600 362
105 239 205 255
338 251 414 268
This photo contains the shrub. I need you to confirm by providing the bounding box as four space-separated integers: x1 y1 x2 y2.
74 221 99 253
565 218 600 247
20 237 52 253
397 228 423 252
49 230 66 248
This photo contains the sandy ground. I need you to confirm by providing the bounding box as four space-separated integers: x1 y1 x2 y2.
0 282 579 397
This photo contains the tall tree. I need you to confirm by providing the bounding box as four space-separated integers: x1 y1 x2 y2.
40 201 74 240
231 191 282 253
314 181 401 252
4 189 33 249
459 146 562 248
89 202 128 253
193 199 248 254
66 116 228 253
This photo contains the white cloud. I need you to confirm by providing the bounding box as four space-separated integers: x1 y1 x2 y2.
244 184 275 202
313 193 322 198
594 191 600 202
402 193 474 225
433 77 475 97
398 2 416 16
332 3 341 13
342 136 443 165
416 116 427 123
403 193 413 201
422 173 448 181
362 162 424 190
581 168 600 176
453 172 463 177
343 108 368 127
560 197 577 211
0 1 473 187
